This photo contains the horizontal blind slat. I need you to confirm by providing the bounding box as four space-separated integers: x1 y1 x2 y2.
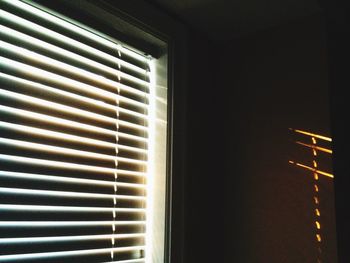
0 87 148 132
0 25 149 86
0 57 149 109
3 0 147 63
103 260 145 263
0 0 153 261
0 171 146 189
0 154 147 177
0 105 148 143
0 246 145 261
0 121 147 154
0 221 146 227
0 187 146 201
0 72 148 119
0 40 149 98
0 9 147 75
0 24 149 85
0 204 146 213
0 233 145 244
0 138 147 165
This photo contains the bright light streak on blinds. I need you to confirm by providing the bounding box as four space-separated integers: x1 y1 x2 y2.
0 154 146 176
0 73 148 120
0 187 146 201
0 25 148 86
0 105 148 143
145 58 156 263
0 137 147 165
0 40 149 98
0 0 158 262
0 221 146 227
2 0 147 63
0 204 146 213
0 57 149 109
0 9 146 74
0 246 146 261
0 234 146 244
0 170 146 188
0 121 147 154
0 85 148 131
104 259 145 263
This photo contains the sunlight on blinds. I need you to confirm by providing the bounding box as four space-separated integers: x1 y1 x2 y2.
0 0 164 262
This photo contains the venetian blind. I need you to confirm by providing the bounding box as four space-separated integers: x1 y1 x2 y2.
0 0 153 262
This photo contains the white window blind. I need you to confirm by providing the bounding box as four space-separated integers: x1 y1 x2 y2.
0 0 158 262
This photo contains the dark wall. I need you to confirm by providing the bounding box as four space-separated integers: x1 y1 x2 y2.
185 14 337 262
323 1 350 262
217 14 336 262
185 31 227 263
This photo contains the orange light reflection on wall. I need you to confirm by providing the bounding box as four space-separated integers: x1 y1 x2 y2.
315 209 321 216
314 196 319 205
315 221 321 229
289 128 333 262
290 128 332 142
314 185 319 192
288 161 334 178
295 141 332 154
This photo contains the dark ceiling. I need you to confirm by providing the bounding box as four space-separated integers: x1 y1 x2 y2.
146 0 322 39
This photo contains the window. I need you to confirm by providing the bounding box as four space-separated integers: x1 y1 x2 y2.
0 0 171 262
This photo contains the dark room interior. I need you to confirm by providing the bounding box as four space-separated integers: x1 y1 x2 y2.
141 0 349 262
1 0 349 262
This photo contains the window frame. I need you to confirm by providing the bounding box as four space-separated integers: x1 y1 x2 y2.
14 0 188 262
